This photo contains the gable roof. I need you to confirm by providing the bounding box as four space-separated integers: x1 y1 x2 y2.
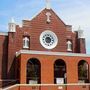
31 8 66 26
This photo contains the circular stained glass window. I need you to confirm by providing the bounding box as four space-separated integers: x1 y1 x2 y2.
40 30 58 49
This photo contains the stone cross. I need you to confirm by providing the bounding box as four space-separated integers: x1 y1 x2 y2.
46 0 50 9
46 12 51 23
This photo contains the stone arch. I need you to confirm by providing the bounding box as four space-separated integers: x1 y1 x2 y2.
26 58 41 84
78 60 89 83
54 59 67 84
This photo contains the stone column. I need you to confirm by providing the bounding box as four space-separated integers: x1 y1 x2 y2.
41 57 54 84
66 57 78 83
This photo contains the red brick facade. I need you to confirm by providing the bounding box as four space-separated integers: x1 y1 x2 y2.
18 52 90 84
0 8 89 90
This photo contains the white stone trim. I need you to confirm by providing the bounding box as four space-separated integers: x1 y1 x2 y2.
16 50 90 58
3 84 18 90
3 83 90 90
0 32 8 36
14 83 90 86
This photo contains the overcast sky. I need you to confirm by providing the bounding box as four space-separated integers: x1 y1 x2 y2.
0 0 90 53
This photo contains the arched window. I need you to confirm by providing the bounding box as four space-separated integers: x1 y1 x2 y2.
54 59 66 84
67 40 72 51
78 60 89 83
27 58 41 84
23 37 29 49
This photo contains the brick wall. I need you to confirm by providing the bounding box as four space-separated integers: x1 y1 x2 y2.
0 35 8 79
0 8 86 82
19 54 90 84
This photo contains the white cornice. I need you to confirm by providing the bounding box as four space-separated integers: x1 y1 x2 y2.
16 50 90 58
0 32 8 36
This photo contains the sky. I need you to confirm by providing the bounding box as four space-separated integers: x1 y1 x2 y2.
0 0 90 53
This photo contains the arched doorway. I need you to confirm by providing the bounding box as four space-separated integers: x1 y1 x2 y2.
27 58 41 84
54 59 66 84
78 60 89 83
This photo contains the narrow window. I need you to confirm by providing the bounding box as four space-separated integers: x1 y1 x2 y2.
67 40 72 51
23 37 29 49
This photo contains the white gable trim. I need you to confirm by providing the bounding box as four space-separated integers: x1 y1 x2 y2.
26 8 45 21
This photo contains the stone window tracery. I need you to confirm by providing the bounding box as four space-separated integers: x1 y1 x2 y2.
23 37 29 49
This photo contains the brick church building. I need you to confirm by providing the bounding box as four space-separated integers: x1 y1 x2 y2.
0 1 90 90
